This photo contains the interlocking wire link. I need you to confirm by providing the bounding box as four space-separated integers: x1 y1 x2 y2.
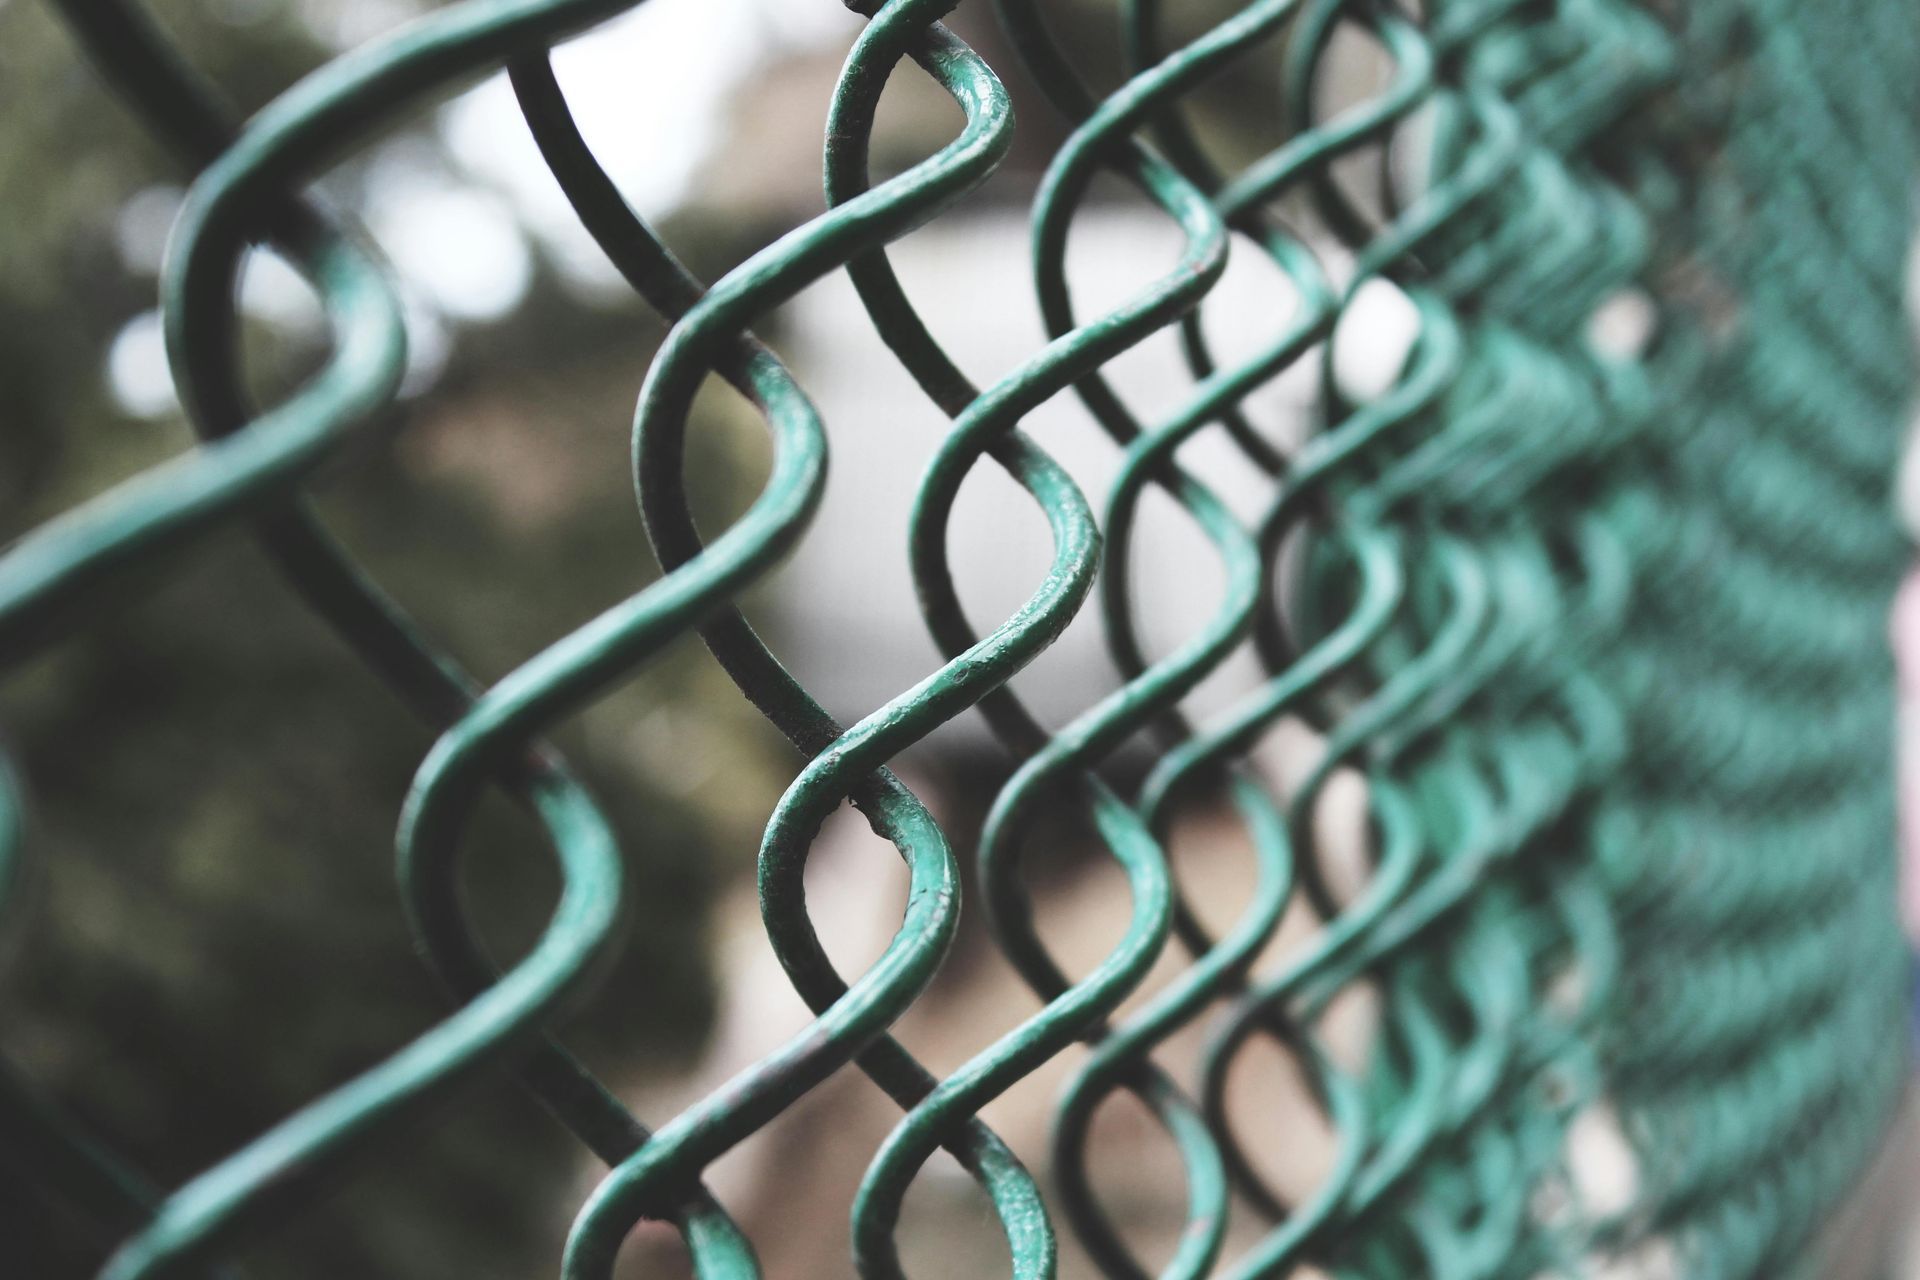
0 0 1914 1276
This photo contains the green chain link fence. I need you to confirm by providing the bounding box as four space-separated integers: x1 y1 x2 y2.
2 0 1916 1276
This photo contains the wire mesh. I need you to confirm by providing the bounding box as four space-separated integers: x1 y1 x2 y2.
1 0 1915 1276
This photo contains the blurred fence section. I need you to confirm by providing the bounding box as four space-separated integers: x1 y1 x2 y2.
1 0 1917 1277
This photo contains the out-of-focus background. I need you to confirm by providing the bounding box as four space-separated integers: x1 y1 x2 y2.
2 1 1916 1277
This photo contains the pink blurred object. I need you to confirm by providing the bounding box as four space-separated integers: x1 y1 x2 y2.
1894 568 1920 944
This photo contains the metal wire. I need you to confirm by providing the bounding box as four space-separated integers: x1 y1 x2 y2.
0 0 1914 1276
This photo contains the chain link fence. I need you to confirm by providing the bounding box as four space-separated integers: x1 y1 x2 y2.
2 0 1916 1276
